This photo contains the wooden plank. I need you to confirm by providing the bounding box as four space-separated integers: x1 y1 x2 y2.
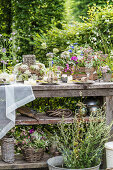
33 89 113 98
0 153 50 169
104 96 113 125
16 114 90 125
32 82 113 91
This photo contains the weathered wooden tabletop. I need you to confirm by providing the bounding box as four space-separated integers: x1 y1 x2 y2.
32 82 113 97
32 82 113 125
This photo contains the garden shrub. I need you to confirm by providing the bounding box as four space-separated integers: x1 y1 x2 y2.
0 0 12 34
11 0 65 57
33 3 113 65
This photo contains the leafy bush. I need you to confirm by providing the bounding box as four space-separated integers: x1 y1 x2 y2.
56 104 113 168
11 0 65 56
33 3 113 65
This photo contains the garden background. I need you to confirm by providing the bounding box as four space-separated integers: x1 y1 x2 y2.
0 0 113 110
1 0 113 139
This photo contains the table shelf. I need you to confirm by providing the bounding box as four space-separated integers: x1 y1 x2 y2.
0 153 50 169
15 113 90 125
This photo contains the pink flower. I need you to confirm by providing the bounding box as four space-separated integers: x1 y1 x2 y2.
71 56 78 61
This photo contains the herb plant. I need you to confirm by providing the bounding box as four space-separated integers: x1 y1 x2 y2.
56 104 113 168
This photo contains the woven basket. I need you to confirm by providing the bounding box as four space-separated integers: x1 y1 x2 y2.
1 137 15 163
22 147 44 163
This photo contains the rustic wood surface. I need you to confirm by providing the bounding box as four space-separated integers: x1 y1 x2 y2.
16 113 90 125
32 82 113 97
104 96 113 125
0 153 50 169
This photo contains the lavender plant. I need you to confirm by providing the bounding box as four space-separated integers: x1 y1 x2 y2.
56 103 113 168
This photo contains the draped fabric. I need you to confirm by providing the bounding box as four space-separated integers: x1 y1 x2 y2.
0 85 35 139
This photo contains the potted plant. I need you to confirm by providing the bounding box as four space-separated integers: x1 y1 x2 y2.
52 44 108 80
47 103 113 170
100 65 112 82
14 127 49 163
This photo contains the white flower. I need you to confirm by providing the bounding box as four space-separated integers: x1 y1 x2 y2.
77 55 84 60
0 72 9 81
61 51 70 58
30 74 38 80
24 70 31 76
66 41 70 44
105 19 109 22
92 37 96 41
94 55 98 60
76 32 79 35
20 64 28 70
53 48 59 54
41 42 47 49
46 52 54 58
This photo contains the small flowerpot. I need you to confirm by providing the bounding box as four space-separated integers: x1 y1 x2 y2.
102 73 112 82
47 156 100 170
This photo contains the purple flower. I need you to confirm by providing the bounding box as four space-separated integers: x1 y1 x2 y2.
70 46 74 49
2 48 6 53
12 32 16 35
16 60 19 62
71 56 78 61
68 49 72 53
74 43 78 45
29 129 34 134
80 53 84 56
52 60 54 65
9 37 12 41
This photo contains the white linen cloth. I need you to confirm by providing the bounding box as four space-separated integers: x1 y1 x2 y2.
0 84 35 139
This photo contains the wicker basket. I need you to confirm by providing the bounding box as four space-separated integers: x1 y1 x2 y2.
1 137 15 163
22 147 44 163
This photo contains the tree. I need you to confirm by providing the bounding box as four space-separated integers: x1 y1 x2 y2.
71 0 113 21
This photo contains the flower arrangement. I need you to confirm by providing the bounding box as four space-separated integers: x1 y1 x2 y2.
100 65 112 74
55 103 113 169
53 44 108 75
14 62 46 81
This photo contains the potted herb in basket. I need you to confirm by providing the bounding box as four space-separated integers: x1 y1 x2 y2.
15 128 49 163
47 103 113 170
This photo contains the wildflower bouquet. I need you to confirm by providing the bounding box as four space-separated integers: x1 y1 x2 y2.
53 44 108 75
100 65 112 74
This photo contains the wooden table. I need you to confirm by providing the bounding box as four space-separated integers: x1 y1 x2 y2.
32 82 113 125
3 82 113 169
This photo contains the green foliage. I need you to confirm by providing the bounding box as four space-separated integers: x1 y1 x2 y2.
27 97 82 113
33 3 113 66
71 0 113 21
56 105 112 168
11 0 65 56
0 0 12 34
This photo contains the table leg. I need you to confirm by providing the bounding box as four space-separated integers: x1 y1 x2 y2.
104 96 113 125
